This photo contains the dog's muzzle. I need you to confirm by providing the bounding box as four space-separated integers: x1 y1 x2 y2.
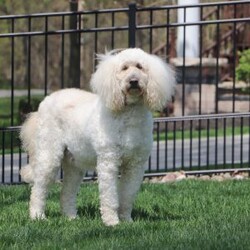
127 79 143 96
129 80 140 90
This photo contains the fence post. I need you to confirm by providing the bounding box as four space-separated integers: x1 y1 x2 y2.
68 1 80 88
128 3 136 48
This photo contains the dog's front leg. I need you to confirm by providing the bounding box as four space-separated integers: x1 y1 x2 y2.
97 155 120 226
118 163 145 222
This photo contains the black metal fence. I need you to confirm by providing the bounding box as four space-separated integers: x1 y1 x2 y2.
0 1 250 184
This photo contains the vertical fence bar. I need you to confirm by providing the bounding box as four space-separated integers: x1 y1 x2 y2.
10 130 13 183
182 7 186 116
164 122 168 171
189 120 193 170
44 16 48 95
231 4 238 168
173 121 176 171
60 15 65 179
206 119 210 168
166 8 170 63
18 134 22 183
69 10 81 87
248 70 250 174
199 6 203 116
61 15 65 89
214 5 220 168
240 117 243 168
232 117 235 168
128 3 136 48
215 5 220 114
78 13 82 87
111 12 115 49
180 7 187 170
156 122 160 172
249 115 250 172
223 117 227 168
232 3 237 114
10 18 15 183
1 131 5 183
149 9 153 53
10 18 15 126
94 13 98 54
27 17 31 104
165 8 171 116
198 6 203 170
148 155 152 173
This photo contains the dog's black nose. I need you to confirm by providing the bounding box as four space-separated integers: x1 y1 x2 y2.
129 80 139 89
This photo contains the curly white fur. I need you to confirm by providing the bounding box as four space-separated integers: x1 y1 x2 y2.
20 48 175 226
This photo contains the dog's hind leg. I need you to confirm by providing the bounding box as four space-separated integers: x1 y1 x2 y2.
29 156 62 219
60 158 84 219
29 139 64 219
20 111 63 219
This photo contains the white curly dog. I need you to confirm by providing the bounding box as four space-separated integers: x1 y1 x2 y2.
20 48 175 226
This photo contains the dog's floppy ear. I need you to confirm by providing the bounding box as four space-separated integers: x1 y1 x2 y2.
90 53 125 111
145 55 175 111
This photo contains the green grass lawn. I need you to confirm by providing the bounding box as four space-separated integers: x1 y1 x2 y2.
1 180 250 249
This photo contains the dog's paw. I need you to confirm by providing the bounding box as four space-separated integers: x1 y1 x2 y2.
101 213 120 226
101 206 120 226
30 212 46 220
66 214 78 220
103 217 120 227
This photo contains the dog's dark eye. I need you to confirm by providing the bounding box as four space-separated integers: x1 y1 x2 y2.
136 63 143 70
122 65 128 71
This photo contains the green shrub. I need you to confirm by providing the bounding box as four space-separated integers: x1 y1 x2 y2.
236 49 250 83
0 97 42 151
18 98 41 123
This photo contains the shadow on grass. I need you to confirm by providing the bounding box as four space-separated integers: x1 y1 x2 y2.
78 204 99 219
63 203 183 222
133 206 183 222
78 202 184 222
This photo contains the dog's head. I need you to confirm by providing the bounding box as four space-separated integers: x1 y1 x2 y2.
90 48 175 112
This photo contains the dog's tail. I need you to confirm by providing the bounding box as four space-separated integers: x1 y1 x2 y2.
20 112 39 184
20 165 34 184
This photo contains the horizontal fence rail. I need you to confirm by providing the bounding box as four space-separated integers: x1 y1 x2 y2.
0 1 250 184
